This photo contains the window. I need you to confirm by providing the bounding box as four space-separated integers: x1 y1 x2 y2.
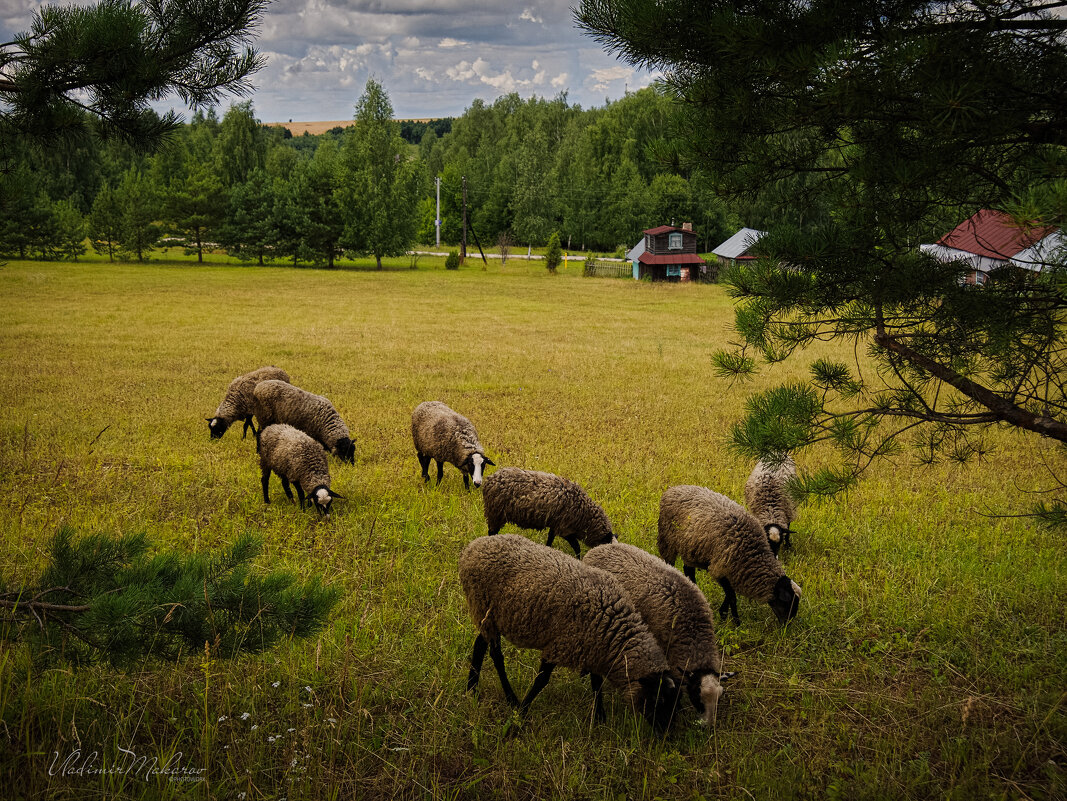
668 233 683 250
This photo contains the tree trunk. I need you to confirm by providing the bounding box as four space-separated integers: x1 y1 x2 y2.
873 329 1067 444
376 254 382 270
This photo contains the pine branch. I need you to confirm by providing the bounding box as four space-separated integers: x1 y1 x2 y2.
0 527 340 667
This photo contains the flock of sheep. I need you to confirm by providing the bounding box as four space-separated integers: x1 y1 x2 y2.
208 366 805 734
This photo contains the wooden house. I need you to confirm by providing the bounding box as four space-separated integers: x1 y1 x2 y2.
920 209 1064 285
633 223 707 281
711 227 766 270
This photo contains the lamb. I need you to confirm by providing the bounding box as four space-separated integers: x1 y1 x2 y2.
459 534 681 731
744 454 798 556
207 366 290 439
257 424 342 517
411 401 494 489
658 486 802 625
253 380 355 464
482 467 615 557
584 541 734 726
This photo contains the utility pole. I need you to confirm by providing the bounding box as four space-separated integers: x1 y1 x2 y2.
461 175 468 262
435 176 441 248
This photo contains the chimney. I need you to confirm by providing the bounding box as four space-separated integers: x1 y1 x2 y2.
682 222 693 231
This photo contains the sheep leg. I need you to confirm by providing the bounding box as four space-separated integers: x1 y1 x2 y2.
260 468 271 503
590 674 606 722
519 659 556 716
280 476 295 503
418 453 431 482
242 417 254 439
683 564 697 583
564 536 582 558
717 578 740 623
295 482 306 509
545 529 556 547
435 460 444 486
467 634 488 693
463 472 470 490
488 637 520 707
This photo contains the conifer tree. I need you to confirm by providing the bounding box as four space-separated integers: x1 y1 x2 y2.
164 164 227 262
219 168 276 265
52 198 86 261
0 527 339 666
577 0 1067 521
89 183 123 262
0 0 267 152
545 231 562 272
117 168 159 262
338 79 422 270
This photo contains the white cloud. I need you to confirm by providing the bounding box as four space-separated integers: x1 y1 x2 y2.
49 0 659 121
588 65 633 92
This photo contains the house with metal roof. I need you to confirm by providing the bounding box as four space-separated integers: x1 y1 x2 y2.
920 209 1064 285
630 223 707 281
711 227 767 269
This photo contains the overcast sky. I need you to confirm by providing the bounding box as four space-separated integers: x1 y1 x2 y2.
1 0 657 122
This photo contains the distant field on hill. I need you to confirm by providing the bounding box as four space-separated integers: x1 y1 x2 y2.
267 119 437 136
0 259 1063 800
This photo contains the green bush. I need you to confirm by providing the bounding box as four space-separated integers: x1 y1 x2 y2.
445 249 460 270
545 232 562 272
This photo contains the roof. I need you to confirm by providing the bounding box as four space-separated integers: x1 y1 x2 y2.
643 225 693 236
638 252 707 266
936 209 1058 261
625 238 646 262
712 227 766 259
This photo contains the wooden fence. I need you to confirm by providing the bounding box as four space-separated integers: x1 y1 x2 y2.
583 259 632 279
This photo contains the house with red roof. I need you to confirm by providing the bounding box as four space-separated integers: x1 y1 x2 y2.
920 209 1064 285
631 223 707 282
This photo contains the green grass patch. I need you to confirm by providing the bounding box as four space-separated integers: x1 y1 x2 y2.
0 260 1063 800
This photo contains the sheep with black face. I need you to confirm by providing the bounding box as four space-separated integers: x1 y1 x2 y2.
207 366 290 440
253 380 355 464
482 467 614 557
658 486 802 625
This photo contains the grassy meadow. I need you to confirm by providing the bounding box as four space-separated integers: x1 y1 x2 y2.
0 255 1064 800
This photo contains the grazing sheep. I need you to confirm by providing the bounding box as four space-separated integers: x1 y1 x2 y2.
207 366 290 439
257 424 342 517
459 534 681 731
253 380 355 464
482 467 614 557
744 454 798 555
411 401 493 489
658 486 802 625
585 541 734 726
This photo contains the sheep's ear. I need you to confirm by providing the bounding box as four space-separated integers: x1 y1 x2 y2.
205 417 213 422
329 490 344 499
484 457 496 466
719 671 737 683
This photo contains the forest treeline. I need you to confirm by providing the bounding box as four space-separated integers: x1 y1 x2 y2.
0 84 760 266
